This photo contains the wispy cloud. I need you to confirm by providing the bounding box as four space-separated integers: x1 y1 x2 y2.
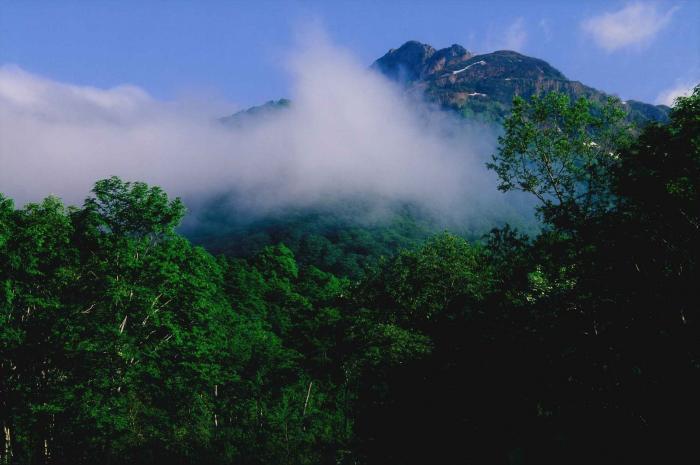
480 17 528 53
656 79 698 106
538 18 552 42
0 34 518 227
502 17 528 51
581 2 678 52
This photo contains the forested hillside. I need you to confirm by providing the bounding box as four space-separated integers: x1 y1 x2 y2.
203 41 670 278
1 88 698 464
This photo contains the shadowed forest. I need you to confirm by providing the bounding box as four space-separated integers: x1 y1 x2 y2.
1 88 698 464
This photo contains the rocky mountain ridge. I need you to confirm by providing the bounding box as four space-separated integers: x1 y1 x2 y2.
225 40 670 125
372 40 670 123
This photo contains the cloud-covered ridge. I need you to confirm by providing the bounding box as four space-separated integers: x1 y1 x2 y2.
0 36 518 228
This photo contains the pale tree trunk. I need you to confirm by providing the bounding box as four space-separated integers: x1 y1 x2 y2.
303 381 313 416
214 385 218 427
2 422 11 465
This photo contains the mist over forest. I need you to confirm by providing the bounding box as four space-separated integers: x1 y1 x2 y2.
1 4 699 465
0 37 531 231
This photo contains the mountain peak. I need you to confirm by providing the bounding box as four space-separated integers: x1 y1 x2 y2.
372 41 475 83
424 44 473 77
371 40 436 83
371 40 668 124
225 41 669 128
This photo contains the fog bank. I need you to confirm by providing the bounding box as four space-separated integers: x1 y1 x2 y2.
0 36 524 229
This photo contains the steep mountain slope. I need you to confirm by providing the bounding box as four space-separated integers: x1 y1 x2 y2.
225 41 669 126
205 41 668 274
372 40 670 124
221 98 291 127
372 41 474 83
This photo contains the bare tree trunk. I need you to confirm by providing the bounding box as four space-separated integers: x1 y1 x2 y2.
214 384 219 427
2 422 11 465
303 381 313 416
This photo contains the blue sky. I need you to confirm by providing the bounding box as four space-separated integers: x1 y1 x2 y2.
1 0 699 107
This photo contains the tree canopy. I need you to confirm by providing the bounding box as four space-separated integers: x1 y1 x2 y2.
1 87 698 464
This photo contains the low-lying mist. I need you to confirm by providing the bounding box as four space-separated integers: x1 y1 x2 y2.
0 35 533 234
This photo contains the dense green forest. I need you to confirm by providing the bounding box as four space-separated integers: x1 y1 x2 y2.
187 202 438 279
1 88 698 464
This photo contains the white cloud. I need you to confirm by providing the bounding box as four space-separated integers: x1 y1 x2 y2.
656 80 698 106
502 17 528 51
479 17 528 54
0 35 518 227
581 2 678 52
538 18 552 42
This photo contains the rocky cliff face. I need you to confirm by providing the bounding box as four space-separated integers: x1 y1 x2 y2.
226 41 670 126
372 41 474 82
373 41 670 124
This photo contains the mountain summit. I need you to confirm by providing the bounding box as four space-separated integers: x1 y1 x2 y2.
371 41 473 82
227 41 669 126
372 41 669 123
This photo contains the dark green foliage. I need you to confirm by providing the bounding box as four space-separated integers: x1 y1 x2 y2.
480 87 700 464
488 92 630 226
190 204 438 278
0 180 354 464
1 88 697 464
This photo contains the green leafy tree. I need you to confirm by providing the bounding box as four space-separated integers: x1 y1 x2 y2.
0 195 77 464
488 92 630 227
479 88 700 464
345 233 495 464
